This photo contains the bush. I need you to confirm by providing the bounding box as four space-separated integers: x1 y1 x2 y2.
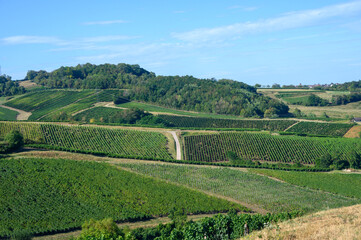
78 218 124 240
4 130 24 152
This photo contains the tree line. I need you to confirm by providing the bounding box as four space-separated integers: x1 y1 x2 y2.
25 63 289 118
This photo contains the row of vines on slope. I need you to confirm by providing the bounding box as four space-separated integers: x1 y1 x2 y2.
0 122 172 160
183 132 361 164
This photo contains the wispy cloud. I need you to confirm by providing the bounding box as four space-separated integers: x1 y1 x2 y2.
228 5 258 11
173 1 361 42
82 20 127 25
1 36 63 45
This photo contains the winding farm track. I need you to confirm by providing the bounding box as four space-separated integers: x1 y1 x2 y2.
0 104 31 120
168 131 181 160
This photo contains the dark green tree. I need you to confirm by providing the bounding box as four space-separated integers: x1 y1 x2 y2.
5 130 24 152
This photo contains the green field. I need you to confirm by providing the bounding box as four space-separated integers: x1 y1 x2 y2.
4 90 95 120
118 162 359 213
183 132 361 163
249 169 361 199
0 122 172 160
286 121 354 136
0 106 18 120
0 158 243 237
159 115 297 131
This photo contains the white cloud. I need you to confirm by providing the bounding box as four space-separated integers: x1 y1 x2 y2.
228 5 258 11
81 35 139 43
1 36 63 45
173 1 361 42
82 20 127 25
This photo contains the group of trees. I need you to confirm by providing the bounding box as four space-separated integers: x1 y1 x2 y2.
315 151 361 170
0 130 24 154
26 63 289 118
0 75 25 96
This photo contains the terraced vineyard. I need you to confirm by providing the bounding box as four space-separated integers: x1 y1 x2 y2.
4 90 95 120
183 132 361 163
0 158 243 237
286 121 354 137
159 115 297 131
0 122 172 160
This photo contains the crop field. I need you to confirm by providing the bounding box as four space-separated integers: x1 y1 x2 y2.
249 169 361 199
286 121 354 136
159 115 297 131
0 122 172 160
118 162 359 214
0 106 18 120
183 132 361 163
0 158 243 237
4 90 95 120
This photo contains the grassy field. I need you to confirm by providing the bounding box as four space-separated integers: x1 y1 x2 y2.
249 169 361 199
0 158 243 237
0 106 18 120
117 162 359 214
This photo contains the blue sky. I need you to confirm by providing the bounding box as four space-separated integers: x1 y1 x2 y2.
1 0 361 86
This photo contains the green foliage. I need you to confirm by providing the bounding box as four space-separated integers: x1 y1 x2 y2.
183 132 361 164
348 150 361 169
250 169 361 199
0 75 26 96
73 107 172 127
119 162 359 213
4 90 95 120
0 158 241 237
0 122 172 160
26 63 289 117
0 106 18 120
286 122 354 137
4 130 24 151
168 207 187 226
79 218 123 240
158 115 297 131
315 153 333 168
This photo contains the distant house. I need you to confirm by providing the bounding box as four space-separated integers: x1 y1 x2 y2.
352 117 361 123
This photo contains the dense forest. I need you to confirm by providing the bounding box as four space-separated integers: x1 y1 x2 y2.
26 63 289 117
0 75 25 96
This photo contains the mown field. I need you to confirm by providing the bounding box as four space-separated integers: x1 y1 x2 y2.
183 132 361 163
0 122 172 160
0 106 17 120
0 158 243 237
117 162 359 214
249 169 361 199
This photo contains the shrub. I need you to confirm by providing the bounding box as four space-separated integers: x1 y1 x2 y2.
78 218 124 240
4 130 24 152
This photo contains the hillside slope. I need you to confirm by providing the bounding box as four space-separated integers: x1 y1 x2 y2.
25 63 289 117
244 204 361 239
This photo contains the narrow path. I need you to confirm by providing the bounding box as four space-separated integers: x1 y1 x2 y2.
168 131 181 160
283 121 300 131
0 104 32 120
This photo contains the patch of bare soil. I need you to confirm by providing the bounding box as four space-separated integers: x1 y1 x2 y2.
0 104 32 120
344 125 361 138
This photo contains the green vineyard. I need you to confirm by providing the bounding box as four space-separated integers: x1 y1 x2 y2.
4 90 95 120
183 132 361 164
286 121 354 137
0 122 172 160
158 115 297 131
0 158 242 237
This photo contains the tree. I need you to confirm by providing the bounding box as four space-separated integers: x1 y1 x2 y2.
272 83 281 89
79 218 123 240
315 153 333 168
348 150 361 169
5 130 24 152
